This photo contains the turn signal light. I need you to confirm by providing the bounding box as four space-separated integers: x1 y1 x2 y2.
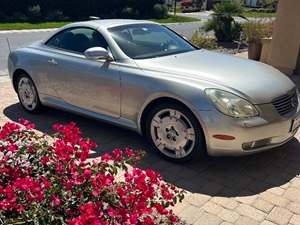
212 134 235 140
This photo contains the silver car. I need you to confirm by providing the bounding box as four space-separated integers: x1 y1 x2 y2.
8 19 300 162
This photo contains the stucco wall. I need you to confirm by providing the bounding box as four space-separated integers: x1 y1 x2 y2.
268 0 300 75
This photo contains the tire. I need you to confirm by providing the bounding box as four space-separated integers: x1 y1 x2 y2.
145 102 206 163
16 73 43 113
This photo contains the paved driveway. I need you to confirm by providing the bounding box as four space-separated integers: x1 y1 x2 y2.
176 11 275 23
1 75 300 225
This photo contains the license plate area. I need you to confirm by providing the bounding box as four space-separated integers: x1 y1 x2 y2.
291 116 300 132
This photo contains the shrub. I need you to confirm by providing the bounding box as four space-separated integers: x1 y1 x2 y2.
0 12 9 22
259 0 278 9
27 4 41 22
242 21 273 44
11 12 28 22
121 7 140 19
0 0 168 22
45 10 67 22
190 30 219 49
204 1 245 42
0 119 185 224
153 3 168 19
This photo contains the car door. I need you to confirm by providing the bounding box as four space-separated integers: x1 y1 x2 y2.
44 27 120 118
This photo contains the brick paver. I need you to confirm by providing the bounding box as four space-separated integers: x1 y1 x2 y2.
234 216 259 225
261 221 277 225
218 208 240 223
283 188 300 203
267 207 293 225
260 191 290 207
220 222 232 225
290 214 300 225
194 212 223 225
252 199 275 213
1 75 300 225
236 204 266 222
202 201 224 215
287 202 300 215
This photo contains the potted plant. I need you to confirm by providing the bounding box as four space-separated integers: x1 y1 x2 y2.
242 20 273 60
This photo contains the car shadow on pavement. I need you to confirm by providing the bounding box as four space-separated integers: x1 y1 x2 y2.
4 103 300 198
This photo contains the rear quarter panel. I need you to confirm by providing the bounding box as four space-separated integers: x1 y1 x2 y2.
8 44 57 98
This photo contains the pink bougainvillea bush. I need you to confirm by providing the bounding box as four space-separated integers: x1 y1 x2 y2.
0 119 185 225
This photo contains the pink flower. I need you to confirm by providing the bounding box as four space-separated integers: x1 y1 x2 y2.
155 203 168 215
18 118 35 129
0 120 182 225
0 122 20 139
50 195 61 207
101 153 112 162
83 168 92 178
112 149 123 161
107 207 116 217
124 148 135 157
41 156 50 166
7 144 18 152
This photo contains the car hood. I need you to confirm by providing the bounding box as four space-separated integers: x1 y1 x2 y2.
135 49 295 104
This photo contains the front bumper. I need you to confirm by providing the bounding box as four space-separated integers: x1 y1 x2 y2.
198 108 300 156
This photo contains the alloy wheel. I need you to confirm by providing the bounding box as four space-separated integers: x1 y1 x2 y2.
150 108 196 159
18 77 38 111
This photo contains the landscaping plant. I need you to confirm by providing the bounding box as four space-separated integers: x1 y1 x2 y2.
204 1 246 42
153 3 168 19
190 30 219 50
0 119 185 224
242 20 273 44
242 20 273 60
259 0 278 10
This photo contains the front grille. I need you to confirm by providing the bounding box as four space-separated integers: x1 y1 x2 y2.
272 90 298 116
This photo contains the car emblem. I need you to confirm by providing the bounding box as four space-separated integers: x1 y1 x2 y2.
291 96 298 108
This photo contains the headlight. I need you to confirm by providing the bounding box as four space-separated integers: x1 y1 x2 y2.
205 89 259 118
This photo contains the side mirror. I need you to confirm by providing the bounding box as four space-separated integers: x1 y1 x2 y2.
84 47 113 61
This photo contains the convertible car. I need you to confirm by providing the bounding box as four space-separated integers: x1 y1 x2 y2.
8 19 300 162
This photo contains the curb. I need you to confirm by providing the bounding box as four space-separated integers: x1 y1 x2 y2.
0 28 57 34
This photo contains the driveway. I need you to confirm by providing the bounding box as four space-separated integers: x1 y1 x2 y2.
176 11 275 23
1 74 300 225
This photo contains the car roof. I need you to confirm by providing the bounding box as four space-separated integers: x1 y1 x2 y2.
65 19 158 30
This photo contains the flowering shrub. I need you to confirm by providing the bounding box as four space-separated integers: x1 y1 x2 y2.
0 119 185 225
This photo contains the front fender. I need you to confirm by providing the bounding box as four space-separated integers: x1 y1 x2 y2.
136 90 213 134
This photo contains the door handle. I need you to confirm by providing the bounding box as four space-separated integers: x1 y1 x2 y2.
48 58 58 65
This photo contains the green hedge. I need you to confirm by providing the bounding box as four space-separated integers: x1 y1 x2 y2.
0 0 168 22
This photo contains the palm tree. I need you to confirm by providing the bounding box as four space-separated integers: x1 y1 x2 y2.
204 1 247 42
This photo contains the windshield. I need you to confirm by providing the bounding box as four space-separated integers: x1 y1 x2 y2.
108 23 196 59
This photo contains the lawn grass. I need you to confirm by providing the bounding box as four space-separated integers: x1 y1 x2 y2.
0 21 71 30
151 15 200 23
0 15 199 31
243 11 276 18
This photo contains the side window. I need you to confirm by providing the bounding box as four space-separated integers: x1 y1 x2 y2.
46 27 109 53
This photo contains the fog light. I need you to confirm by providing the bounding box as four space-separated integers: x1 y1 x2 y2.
242 138 272 151
242 142 254 151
